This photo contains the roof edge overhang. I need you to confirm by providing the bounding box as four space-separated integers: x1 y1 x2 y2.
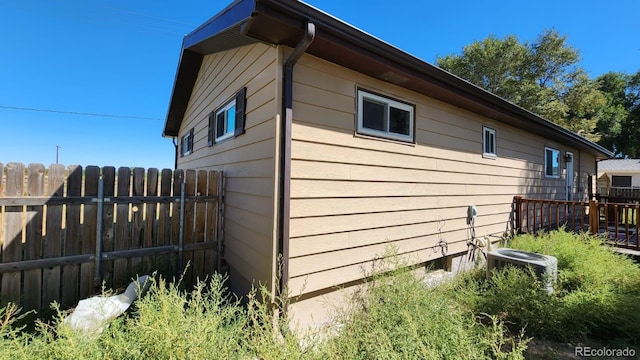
599 170 640 174
597 159 640 175
162 0 613 158
163 0 257 137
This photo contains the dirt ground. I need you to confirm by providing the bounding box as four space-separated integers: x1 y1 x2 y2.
524 338 638 359
524 339 583 359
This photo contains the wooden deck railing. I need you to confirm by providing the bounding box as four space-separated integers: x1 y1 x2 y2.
513 196 640 250
605 188 640 200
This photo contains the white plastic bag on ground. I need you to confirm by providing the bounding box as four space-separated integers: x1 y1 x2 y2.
64 275 151 336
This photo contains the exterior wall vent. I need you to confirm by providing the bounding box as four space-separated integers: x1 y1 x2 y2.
487 248 558 293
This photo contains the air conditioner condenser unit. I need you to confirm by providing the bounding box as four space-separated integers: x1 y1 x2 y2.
487 248 558 294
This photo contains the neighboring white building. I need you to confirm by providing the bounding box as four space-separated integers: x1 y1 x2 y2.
598 159 640 194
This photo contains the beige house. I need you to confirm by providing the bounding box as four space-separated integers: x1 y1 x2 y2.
162 0 612 328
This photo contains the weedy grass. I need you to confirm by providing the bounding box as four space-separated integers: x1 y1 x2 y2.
451 229 640 345
0 260 527 359
317 254 528 360
0 274 309 360
511 230 640 343
9 229 637 358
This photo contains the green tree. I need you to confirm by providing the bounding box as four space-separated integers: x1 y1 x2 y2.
597 71 640 156
595 72 630 154
437 29 605 142
559 72 606 140
628 72 640 157
436 34 527 100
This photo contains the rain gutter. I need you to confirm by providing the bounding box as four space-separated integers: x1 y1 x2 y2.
278 21 316 300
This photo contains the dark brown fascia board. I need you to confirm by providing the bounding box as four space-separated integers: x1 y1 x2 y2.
163 49 203 137
251 0 612 157
163 0 613 157
162 0 257 137
183 0 256 49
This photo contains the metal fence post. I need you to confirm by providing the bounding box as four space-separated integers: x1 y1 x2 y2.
589 199 598 235
216 172 224 273
512 196 522 236
94 176 104 287
178 181 186 273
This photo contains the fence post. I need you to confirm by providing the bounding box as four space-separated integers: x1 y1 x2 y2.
513 196 522 235
216 172 224 273
177 181 186 273
589 199 598 235
94 176 104 288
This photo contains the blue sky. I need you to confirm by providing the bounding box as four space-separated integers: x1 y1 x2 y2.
1 0 637 170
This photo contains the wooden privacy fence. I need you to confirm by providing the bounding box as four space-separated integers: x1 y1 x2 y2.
513 196 640 251
0 162 223 313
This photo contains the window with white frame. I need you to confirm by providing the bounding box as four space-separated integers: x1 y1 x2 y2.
213 99 236 143
544 147 560 177
357 89 414 142
483 126 496 158
208 87 247 146
180 128 194 157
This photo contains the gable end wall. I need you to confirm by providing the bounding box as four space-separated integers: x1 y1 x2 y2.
177 43 280 296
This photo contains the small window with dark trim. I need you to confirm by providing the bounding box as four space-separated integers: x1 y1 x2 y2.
611 175 632 188
208 87 247 146
544 146 560 178
483 126 496 158
357 89 414 142
181 128 194 157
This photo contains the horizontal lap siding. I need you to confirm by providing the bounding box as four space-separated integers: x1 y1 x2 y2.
288 54 593 296
177 43 279 295
575 152 593 200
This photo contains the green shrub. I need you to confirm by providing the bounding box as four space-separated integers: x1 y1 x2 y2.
0 274 308 360
30 236 640 358
243 283 309 359
468 229 640 343
102 275 252 359
0 303 32 358
319 257 528 359
478 267 560 338
3 275 253 360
